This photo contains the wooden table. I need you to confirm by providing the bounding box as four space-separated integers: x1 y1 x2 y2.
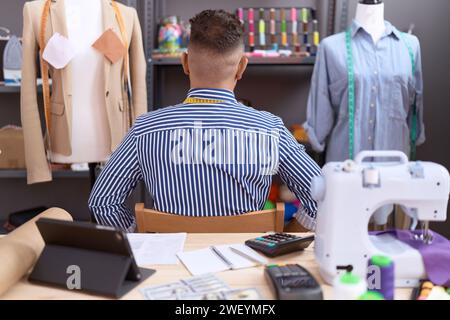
1 233 412 300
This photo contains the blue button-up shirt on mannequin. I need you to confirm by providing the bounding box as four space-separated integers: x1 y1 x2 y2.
304 20 425 162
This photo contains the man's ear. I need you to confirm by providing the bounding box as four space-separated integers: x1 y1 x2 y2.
181 52 190 75
236 55 248 81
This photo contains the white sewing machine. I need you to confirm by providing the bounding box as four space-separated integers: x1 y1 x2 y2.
312 151 450 287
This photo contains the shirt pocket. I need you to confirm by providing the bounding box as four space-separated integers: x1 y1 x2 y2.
50 102 65 116
385 76 409 121
328 77 348 118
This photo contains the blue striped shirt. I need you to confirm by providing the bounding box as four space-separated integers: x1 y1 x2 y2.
88 88 322 231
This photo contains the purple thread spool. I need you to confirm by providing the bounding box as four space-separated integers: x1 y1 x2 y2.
368 255 395 300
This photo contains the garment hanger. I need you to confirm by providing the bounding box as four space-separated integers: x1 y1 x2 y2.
0 27 10 40
360 0 383 4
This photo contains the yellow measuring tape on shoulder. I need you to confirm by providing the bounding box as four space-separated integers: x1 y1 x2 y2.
38 0 130 137
183 97 226 104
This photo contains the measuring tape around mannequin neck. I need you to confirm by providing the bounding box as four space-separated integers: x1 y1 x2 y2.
38 0 131 137
345 29 417 160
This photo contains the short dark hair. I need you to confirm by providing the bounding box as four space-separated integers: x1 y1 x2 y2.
189 10 244 53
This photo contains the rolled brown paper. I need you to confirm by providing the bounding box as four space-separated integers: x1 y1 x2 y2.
0 208 73 296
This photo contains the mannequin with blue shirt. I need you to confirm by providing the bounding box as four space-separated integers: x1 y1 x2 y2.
304 0 425 164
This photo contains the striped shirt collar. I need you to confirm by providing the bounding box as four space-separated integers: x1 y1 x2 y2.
187 88 238 104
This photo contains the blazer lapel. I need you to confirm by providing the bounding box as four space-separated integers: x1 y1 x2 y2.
49 0 72 139
102 0 115 93
49 0 72 94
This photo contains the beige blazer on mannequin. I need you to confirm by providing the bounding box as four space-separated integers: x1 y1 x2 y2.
21 0 147 184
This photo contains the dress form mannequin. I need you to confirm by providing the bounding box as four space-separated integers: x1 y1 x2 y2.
355 0 397 226
50 0 111 164
354 0 386 44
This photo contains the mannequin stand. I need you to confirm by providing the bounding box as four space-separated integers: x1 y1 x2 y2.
88 163 101 223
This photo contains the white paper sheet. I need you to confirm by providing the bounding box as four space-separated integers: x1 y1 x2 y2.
177 244 266 275
127 233 187 266
177 248 229 275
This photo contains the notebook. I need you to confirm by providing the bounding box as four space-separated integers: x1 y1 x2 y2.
177 244 267 276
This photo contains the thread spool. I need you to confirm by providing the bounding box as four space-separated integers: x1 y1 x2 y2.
418 281 434 300
333 272 367 300
303 23 309 34
248 8 255 51
291 8 298 33
280 9 287 47
291 8 298 47
248 8 254 22
364 167 380 186
313 20 320 46
237 8 244 24
301 8 308 24
359 291 384 300
368 255 395 300
259 9 266 47
269 8 276 44
303 34 308 45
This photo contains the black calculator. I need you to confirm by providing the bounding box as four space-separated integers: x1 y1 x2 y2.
245 233 314 257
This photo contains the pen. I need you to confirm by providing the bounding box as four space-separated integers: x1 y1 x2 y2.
211 246 234 269
230 247 264 265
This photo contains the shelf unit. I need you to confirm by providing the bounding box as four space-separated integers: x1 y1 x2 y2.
0 85 43 94
0 85 21 93
150 54 317 110
144 0 336 112
0 170 89 179
150 55 316 66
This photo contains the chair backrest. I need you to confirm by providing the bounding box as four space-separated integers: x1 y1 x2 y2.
135 203 285 233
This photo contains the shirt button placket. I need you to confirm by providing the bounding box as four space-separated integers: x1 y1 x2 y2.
371 47 380 150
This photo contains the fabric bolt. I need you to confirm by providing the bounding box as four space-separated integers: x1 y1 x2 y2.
373 229 450 287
